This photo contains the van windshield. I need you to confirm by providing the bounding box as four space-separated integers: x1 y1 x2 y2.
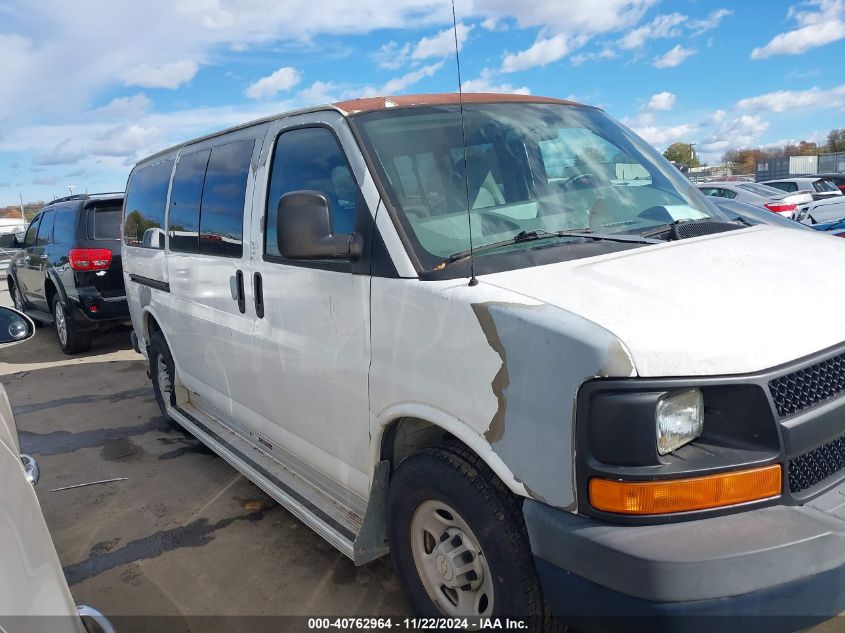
353 103 724 271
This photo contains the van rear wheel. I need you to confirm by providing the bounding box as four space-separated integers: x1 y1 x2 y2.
148 331 176 417
387 442 548 631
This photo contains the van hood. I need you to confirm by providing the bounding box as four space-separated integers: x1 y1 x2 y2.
479 225 845 377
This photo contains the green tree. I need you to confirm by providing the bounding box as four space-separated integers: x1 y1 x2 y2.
827 128 845 153
663 142 700 167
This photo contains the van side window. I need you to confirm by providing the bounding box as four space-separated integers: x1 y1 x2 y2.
124 159 175 249
265 127 358 258
22 215 41 247
36 210 55 246
53 208 75 243
198 140 253 258
169 149 210 253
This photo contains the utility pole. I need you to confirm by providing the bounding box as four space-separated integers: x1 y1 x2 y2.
18 193 25 222
689 143 697 166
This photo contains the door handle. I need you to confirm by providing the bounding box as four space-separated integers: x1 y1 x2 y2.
235 270 246 314
40 254 48 260
253 272 264 319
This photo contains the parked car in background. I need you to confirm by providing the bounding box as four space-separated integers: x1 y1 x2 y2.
762 177 843 200
711 198 845 238
124 92 845 628
0 306 115 633
6 193 129 354
697 181 812 217
815 173 845 193
0 217 27 272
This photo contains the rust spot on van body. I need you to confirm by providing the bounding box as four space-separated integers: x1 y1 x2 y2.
471 301 540 443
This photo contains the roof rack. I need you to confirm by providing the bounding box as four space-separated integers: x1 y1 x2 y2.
47 191 124 206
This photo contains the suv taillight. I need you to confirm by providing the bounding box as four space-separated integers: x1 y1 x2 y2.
68 248 112 271
763 202 797 217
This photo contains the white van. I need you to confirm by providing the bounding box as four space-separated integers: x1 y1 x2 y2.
123 93 845 629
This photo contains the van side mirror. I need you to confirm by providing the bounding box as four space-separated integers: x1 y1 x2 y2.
0 307 35 345
276 191 362 261
14 232 25 247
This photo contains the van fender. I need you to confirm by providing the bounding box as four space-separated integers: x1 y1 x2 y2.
371 401 529 498
140 305 189 406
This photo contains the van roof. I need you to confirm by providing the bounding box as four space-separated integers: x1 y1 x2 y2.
136 93 585 165
331 92 582 114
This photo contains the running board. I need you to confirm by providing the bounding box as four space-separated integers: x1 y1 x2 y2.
26 308 53 324
168 402 362 560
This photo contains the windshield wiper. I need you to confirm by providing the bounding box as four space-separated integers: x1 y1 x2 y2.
444 229 662 264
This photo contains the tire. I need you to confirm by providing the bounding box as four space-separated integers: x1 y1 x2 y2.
387 442 548 631
52 295 91 354
148 330 177 418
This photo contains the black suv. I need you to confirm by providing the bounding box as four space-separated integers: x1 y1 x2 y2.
7 193 129 354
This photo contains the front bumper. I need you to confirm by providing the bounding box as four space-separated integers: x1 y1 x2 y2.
524 480 845 630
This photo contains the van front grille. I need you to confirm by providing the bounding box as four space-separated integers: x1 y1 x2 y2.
768 352 845 417
788 434 845 493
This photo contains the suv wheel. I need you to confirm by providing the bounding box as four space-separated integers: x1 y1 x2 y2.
52 295 91 354
10 280 42 327
387 443 548 631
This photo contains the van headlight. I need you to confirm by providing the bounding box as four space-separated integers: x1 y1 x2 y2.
656 389 703 455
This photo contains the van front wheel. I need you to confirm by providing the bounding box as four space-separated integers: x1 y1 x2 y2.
387 443 547 630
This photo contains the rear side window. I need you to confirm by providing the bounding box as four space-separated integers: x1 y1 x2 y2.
124 159 175 248
168 150 210 253
22 215 41 247
197 140 253 258
53 208 75 243
88 204 122 240
265 127 358 258
814 179 838 193
36 210 55 246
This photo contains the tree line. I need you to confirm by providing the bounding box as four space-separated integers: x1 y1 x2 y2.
663 128 845 174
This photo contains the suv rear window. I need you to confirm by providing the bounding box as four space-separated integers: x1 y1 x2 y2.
87 204 122 240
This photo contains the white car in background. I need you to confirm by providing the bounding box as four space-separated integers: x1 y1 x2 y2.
0 306 115 633
762 177 844 201
697 181 812 218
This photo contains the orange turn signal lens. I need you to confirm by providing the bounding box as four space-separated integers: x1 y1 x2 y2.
589 464 782 515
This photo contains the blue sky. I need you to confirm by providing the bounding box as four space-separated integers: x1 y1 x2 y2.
1 0 844 205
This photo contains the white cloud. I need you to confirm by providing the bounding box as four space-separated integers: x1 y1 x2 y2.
380 61 445 94
633 123 697 146
90 125 161 157
645 91 676 111
298 80 340 104
736 84 845 112
501 34 572 72
688 8 733 34
462 68 530 94
619 12 686 49
35 139 84 166
477 0 657 36
95 94 152 120
122 59 199 89
696 115 770 155
653 44 696 68
571 47 618 65
412 23 472 60
372 41 411 69
752 0 845 59
480 16 504 31
245 67 302 99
